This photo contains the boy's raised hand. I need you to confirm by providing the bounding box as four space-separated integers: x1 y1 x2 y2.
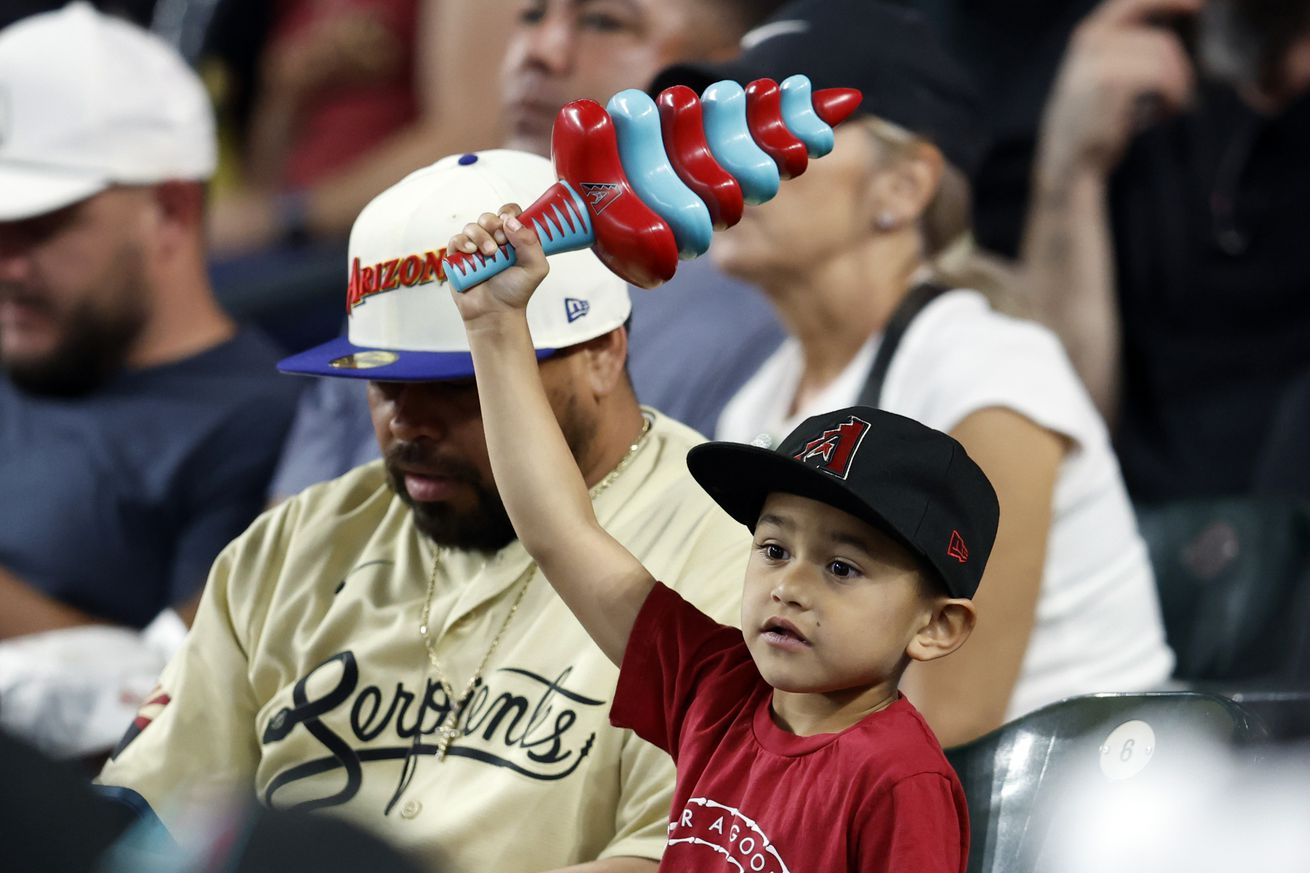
447 203 549 323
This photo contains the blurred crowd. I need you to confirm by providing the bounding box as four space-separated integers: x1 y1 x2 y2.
1 0 1308 872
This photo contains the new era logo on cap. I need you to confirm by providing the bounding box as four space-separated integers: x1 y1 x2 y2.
793 414 870 480
564 297 590 323
947 530 969 564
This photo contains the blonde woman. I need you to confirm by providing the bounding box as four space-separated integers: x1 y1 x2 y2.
657 0 1174 746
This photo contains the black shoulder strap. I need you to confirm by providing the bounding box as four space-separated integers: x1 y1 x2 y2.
856 281 950 409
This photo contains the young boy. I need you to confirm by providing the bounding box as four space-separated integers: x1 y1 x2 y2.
448 206 1000 872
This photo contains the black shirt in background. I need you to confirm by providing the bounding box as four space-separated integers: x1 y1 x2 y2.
957 1 1310 501
1111 86 1310 501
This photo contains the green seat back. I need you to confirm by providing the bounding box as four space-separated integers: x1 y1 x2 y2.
945 691 1265 873
1135 497 1310 681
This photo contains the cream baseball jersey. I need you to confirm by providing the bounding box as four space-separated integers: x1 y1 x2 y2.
98 411 748 872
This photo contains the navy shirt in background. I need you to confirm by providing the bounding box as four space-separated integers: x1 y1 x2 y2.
0 328 300 628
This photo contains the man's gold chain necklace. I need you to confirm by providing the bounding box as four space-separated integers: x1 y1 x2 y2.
417 414 652 762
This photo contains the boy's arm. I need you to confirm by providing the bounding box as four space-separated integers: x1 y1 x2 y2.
451 210 656 667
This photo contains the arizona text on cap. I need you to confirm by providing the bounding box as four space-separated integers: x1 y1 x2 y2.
687 406 1000 599
0 2 217 221
277 150 631 382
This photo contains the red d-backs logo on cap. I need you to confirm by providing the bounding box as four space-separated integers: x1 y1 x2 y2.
947 530 969 563
794 415 871 480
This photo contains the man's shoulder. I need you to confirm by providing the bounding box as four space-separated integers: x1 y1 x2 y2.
201 327 292 372
148 327 280 384
157 327 301 409
634 410 740 525
214 461 398 614
279 460 393 523
624 411 748 624
235 461 391 551
648 408 712 454
109 328 300 443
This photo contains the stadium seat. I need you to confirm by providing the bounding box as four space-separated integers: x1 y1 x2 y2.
1135 497 1310 738
945 691 1267 873
1135 497 1310 682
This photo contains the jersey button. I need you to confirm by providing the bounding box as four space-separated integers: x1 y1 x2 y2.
400 799 422 819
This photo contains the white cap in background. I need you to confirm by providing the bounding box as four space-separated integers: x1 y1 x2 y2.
0 1 217 221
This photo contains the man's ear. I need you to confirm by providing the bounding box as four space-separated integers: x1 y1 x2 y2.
576 326 630 397
147 180 206 260
152 180 206 228
906 597 976 663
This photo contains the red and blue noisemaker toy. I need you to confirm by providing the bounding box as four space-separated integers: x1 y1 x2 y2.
442 76 862 292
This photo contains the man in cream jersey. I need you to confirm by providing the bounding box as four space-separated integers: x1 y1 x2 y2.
98 150 748 873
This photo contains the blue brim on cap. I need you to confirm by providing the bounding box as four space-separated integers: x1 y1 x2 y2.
277 335 557 381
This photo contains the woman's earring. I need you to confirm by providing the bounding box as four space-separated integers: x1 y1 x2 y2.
876 211 899 231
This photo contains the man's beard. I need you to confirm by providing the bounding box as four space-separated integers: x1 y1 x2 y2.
1 249 148 397
386 444 519 553
385 389 595 554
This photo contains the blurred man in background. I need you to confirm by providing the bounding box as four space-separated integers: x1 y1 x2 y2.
1020 0 1310 500
0 2 298 757
269 0 787 499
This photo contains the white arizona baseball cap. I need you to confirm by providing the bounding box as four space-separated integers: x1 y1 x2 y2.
277 150 631 381
0 2 217 221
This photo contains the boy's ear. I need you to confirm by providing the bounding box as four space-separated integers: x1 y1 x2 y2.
906 597 976 663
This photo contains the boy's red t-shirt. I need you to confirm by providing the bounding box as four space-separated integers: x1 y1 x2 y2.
611 582 969 873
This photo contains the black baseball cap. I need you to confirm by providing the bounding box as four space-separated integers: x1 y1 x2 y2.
687 407 1000 599
649 0 984 177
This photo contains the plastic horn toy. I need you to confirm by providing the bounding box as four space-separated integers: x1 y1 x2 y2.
442 75 861 292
